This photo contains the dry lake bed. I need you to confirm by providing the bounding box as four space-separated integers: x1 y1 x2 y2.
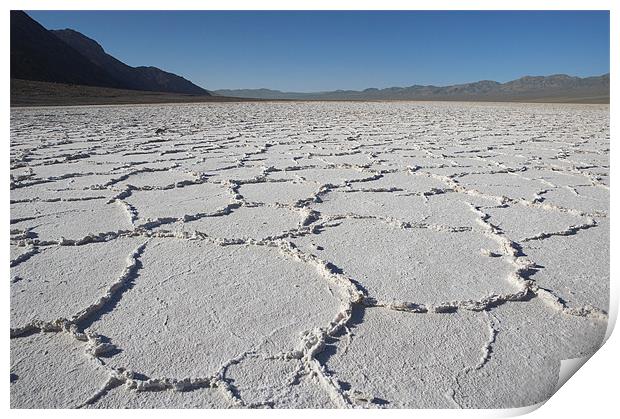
9 102 610 409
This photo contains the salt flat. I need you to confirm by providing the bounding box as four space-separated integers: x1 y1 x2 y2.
9 102 609 409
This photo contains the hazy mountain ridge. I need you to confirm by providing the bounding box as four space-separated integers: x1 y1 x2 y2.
214 73 609 102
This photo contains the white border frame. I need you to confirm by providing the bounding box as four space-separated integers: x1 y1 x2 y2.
2 1 616 418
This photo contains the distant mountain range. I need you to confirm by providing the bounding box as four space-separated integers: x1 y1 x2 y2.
10 11 209 95
10 10 609 104
214 73 609 102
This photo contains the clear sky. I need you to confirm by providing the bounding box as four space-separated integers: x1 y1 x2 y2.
26 10 610 92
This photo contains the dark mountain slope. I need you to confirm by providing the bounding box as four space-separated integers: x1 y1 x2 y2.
52 29 209 95
10 11 123 88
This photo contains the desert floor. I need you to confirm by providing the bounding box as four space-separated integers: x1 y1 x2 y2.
9 101 609 408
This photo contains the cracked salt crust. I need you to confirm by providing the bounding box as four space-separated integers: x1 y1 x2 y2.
453 298 606 408
523 219 610 312
185 158 241 173
9 102 609 408
319 153 374 166
86 384 229 408
521 167 595 188
293 217 518 305
270 167 378 185
309 190 432 221
114 169 198 189
318 307 488 408
125 182 232 223
238 181 320 206
353 171 447 193
167 205 305 240
485 204 592 241
455 172 551 201
208 166 265 182
10 332 111 408
11 238 145 329
423 192 499 228
225 354 336 408
542 186 609 215
10 177 117 202
89 239 342 378
10 200 133 243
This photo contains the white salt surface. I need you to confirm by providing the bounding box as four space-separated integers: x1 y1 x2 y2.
10 102 609 408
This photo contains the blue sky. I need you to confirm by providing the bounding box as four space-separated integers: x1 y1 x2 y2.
27 10 610 92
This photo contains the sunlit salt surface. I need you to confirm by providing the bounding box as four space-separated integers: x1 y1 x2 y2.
10 102 609 408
